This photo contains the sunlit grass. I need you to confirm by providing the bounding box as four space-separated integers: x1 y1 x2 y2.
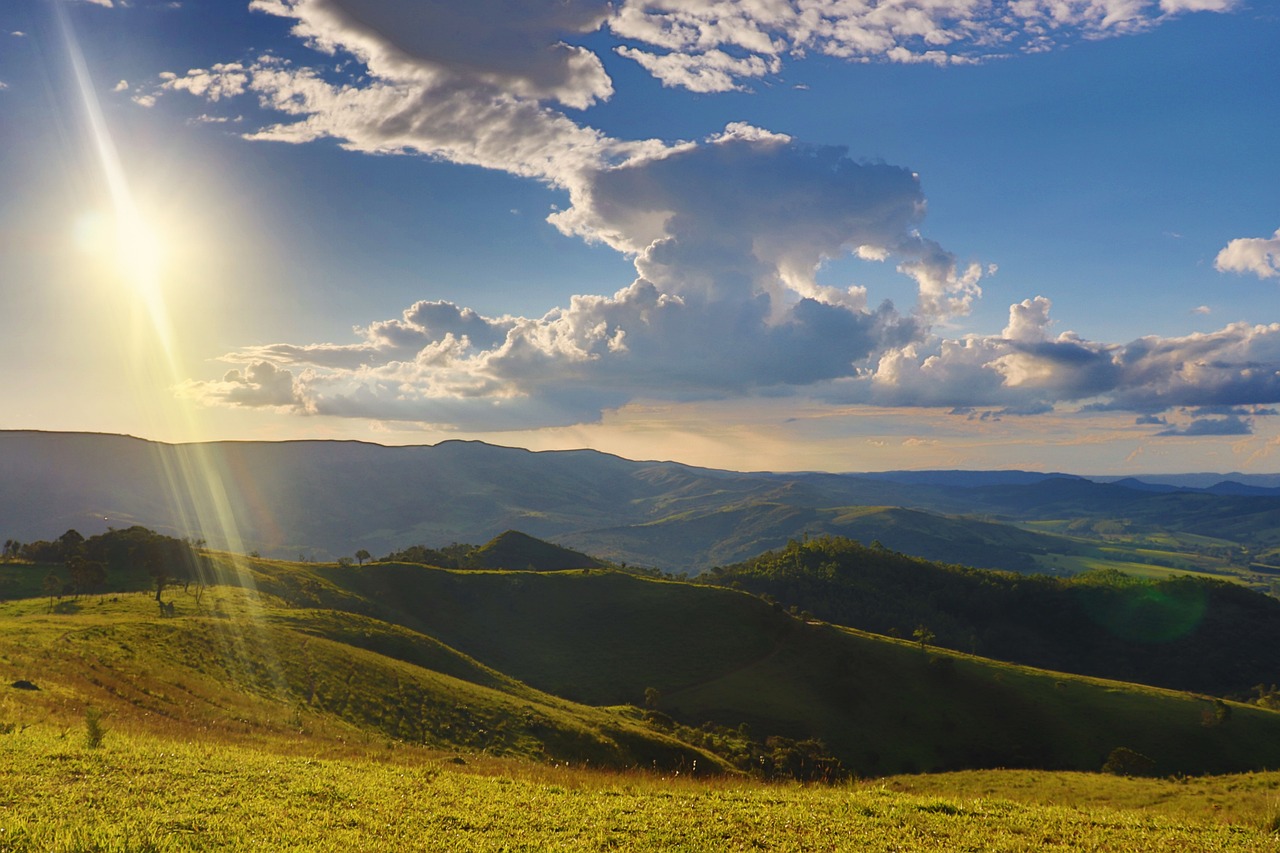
1 726 1277 851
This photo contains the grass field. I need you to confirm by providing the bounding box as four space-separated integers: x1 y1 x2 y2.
7 548 1280 850
2 725 1279 851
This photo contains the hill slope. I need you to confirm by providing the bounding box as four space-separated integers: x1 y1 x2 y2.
703 536 1280 697
229 554 1280 777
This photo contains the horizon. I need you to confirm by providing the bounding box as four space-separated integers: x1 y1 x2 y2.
3 2 1278 475
3 427 1275 482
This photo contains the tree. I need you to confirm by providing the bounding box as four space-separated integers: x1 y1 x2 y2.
67 556 107 599
42 570 63 613
2 539 19 561
913 624 936 651
355 549 371 566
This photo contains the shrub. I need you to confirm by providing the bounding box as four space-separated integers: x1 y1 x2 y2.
1102 746 1155 776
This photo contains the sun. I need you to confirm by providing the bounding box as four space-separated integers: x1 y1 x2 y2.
112 203 166 290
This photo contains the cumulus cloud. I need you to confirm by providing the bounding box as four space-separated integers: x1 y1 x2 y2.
550 123 986 318
164 1 1258 434
853 301 1280 426
181 361 303 410
1216 228 1280 280
185 276 920 429
249 0 614 109
609 0 1239 91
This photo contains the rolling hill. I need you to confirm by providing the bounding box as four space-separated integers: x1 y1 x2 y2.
8 531 1280 780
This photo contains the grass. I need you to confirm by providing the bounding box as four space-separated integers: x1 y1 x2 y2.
1 725 1278 851
18 556 1280 778
7 556 1280 848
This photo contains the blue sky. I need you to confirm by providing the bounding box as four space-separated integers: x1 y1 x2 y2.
2 0 1279 473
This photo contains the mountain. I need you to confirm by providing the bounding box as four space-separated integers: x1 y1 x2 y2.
5 430 1280 576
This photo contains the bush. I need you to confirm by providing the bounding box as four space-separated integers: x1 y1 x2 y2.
1102 746 1155 776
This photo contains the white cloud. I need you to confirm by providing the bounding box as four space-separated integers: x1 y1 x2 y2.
609 0 1239 91
857 305 1280 419
1216 228 1280 280
615 45 780 93
182 361 303 410
1160 0 1238 12
1003 296 1053 343
113 80 129 92
165 1 1256 434
248 0 614 109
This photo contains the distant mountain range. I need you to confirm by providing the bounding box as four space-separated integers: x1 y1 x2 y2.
4 430 1280 573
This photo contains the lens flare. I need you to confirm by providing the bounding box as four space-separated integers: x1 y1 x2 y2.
55 2 282 688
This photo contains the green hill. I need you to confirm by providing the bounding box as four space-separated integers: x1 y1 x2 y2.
562 501 1067 574
703 535 1280 698
236 552 1280 777
9 527 1280 781
467 530 603 571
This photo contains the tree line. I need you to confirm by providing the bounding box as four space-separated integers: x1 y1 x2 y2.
4 526 212 610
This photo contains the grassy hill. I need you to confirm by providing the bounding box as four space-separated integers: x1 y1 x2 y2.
225 552 1280 777
703 536 1280 698
8 527 1280 783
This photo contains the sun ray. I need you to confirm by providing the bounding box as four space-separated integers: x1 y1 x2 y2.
54 0 282 682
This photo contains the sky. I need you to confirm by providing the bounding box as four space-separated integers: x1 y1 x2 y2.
1 0 1279 475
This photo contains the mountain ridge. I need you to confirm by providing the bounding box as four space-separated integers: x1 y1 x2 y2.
4 430 1280 575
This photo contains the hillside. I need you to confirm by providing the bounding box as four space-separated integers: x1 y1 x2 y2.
6 529 1280 779
703 536 1280 698
163 551 1280 775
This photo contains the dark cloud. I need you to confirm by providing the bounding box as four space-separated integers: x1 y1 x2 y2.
1157 415 1254 437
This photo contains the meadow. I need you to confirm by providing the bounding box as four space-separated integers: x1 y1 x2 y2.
5 533 1280 850
3 725 1280 851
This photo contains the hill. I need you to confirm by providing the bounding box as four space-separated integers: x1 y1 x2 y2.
174 551 1280 775
7 527 1280 779
703 536 1280 698
5 429 1280 580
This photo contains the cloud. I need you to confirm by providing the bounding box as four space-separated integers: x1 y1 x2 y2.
856 301 1280 416
1216 228 1280 280
609 0 1240 91
249 0 614 109
1193 305 1211 315
184 275 920 429
1160 0 1238 11
181 361 303 410
550 123 985 319
1157 415 1253 437
113 80 129 92
165 1 1258 434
